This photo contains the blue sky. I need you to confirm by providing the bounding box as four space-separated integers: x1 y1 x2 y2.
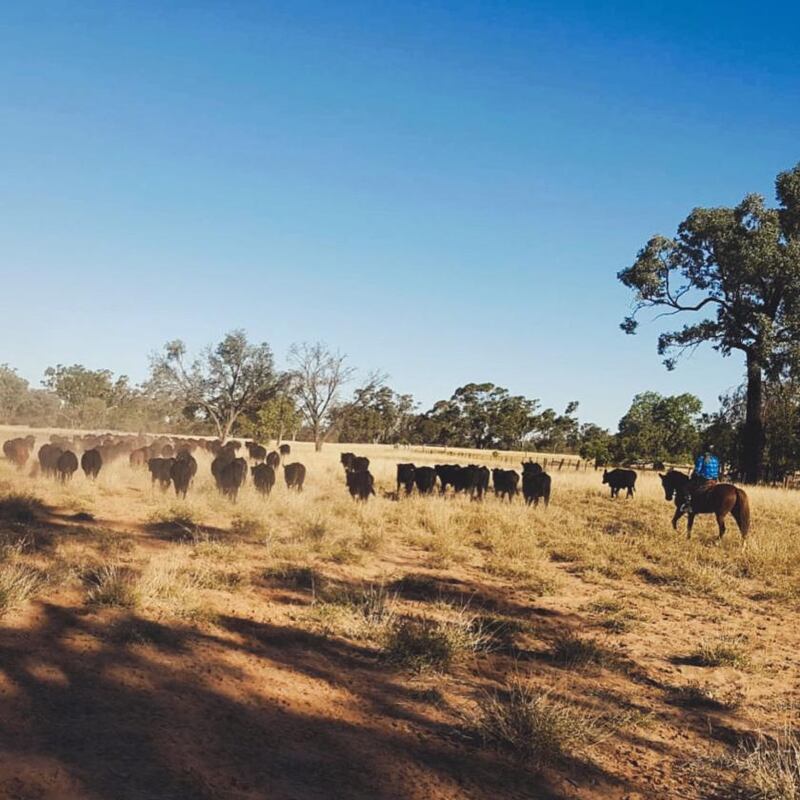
1 1 798 428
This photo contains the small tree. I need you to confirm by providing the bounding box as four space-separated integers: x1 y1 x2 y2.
237 393 303 444
288 342 354 451
618 164 800 483
615 391 702 464
0 365 30 423
42 364 131 428
149 330 282 442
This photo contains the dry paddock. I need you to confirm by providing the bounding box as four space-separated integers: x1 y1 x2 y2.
0 433 799 800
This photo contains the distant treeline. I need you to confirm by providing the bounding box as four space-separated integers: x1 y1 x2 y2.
2 330 798 481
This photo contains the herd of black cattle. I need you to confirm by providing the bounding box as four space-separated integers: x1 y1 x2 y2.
3 433 642 506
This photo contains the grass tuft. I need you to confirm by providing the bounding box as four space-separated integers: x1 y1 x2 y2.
475 679 607 768
0 563 43 616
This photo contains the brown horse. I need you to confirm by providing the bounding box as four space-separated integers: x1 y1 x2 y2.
659 470 750 541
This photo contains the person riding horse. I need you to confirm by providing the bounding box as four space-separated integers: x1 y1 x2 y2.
680 444 720 513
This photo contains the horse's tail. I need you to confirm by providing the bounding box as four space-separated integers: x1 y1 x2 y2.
732 489 751 538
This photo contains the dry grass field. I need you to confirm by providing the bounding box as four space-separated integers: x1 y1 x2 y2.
1 430 800 799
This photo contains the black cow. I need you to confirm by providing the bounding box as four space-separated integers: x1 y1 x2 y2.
435 464 460 495
148 457 175 491
56 450 79 483
211 450 236 489
252 463 276 497
602 468 637 498
414 466 437 495
492 468 519 502
247 443 267 462
39 443 63 478
279 443 291 458
347 469 375 501
522 462 551 507
266 450 281 469
81 448 103 480
476 466 491 500
396 463 416 495
170 453 197 498
219 457 248 501
284 462 306 491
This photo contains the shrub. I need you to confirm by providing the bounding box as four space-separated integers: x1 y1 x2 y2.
731 727 800 800
382 612 486 672
689 635 751 669
476 680 604 767
0 563 42 616
0 492 44 524
86 565 140 608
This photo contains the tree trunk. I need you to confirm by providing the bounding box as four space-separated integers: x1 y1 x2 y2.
742 354 764 484
315 435 323 452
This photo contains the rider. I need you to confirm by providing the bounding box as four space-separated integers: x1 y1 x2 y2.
681 444 720 513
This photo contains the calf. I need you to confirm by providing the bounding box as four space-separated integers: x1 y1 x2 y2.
252 463 276 497
170 453 197 498
396 463 416 495
219 457 248 502
81 448 103 480
56 451 79 483
522 462 551 507
414 466 437 495
602 468 637 498
284 462 306 491
347 469 375 501
492 468 520 502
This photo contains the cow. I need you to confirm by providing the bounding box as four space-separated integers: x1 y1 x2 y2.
3 438 30 469
435 464 461 495
56 450 79 483
522 462 551 507
347 469 375 501
279 443 291 459
266 450 281 469
218 457 248 502
247 443 267 462
396 463 416 495
475 466 491 500
39 444 63 478
148 457 175 491
170 453 197 499
211 450 236 490
284 462 306 491
492 468 520 502
602 468 637 498
129 447 148 468
414 466 437 495
252 463 276 497
81 448 103 480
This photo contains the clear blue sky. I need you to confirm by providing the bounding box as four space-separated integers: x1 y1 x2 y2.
2 1 798 428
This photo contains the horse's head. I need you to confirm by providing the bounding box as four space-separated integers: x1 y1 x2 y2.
660 470 689 502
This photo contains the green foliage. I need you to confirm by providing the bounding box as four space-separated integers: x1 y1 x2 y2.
336 374 417 443
618 163 800 482
149 330 283 441
615 391 702 463
237 392 302 443
0 364 30 422
411 382 576 451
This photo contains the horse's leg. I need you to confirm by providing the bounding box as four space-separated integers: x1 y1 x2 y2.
716 512 726 540
671 507 683 531
686 513 695 539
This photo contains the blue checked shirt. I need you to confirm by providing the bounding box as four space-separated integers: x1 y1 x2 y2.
694 453 720 480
